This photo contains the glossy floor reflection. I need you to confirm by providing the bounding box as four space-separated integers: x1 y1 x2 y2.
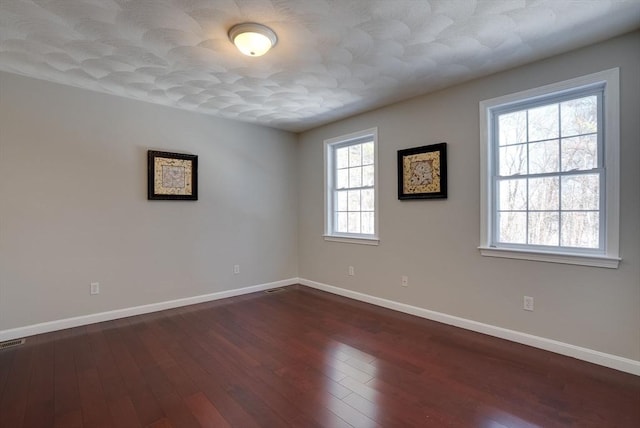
0 285 638 427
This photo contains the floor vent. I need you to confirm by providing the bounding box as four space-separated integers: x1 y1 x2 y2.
0 338 26 350
264 288 286 294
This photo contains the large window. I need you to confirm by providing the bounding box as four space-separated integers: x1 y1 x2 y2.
324 128 379 245
479 69 620 268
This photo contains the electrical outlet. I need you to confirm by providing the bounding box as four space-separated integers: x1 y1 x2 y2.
401 276 409 287
348 266 355 276
90 282 100 295
233 264 240 274
523 296 534 311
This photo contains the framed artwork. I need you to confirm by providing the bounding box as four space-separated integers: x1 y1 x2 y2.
147 150 198 200
397 143 447 200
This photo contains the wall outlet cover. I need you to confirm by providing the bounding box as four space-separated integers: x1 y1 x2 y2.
524 296 534 311
90 282 100 295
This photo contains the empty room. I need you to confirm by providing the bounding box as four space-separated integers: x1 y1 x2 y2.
1 1 639 427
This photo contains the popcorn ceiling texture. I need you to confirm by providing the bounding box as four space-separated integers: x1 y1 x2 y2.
1 0 639 132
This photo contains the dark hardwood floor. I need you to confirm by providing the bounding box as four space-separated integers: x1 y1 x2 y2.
1 285 638 427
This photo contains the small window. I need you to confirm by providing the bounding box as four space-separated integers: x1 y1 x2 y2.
324 128 379 245
479 69 620 268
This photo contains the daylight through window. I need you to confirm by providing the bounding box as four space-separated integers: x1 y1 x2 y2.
479 69 620 268
495 93 602 249
325 128 378 244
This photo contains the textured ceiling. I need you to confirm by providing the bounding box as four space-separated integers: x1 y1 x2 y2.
1 1 639 132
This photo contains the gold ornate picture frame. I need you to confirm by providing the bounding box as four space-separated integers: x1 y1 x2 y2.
397 143 447 200
147 150 198 200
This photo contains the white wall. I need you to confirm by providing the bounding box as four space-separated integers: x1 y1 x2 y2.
297 32 640 361
0 72 298 330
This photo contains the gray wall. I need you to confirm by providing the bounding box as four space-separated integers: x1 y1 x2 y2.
297 31 640 361
1 32 638 363
0 72 298 330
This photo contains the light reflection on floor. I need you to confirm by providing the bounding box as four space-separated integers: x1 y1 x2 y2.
320 339 543 427
323 340 381 427
475 406 541 428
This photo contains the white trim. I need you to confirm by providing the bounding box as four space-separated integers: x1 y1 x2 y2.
4 276 638 375
479 68 620 266
478 246 620 268
324 127 379 240
602 69 620 260
298 278 640 376
0 278 298 342
323 235 380 246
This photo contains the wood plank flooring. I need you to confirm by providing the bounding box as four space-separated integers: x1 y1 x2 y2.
1 285 638 427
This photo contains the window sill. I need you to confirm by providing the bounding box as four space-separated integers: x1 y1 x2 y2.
324 235 380 246
478 246 620 269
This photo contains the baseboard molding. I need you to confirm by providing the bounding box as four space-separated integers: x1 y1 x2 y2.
298 278 640 376
3 277 638 376
0 278 297 342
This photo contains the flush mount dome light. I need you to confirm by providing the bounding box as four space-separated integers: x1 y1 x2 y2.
228 23 277 57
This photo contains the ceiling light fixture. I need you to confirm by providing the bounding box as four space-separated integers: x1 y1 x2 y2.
228 23 277 57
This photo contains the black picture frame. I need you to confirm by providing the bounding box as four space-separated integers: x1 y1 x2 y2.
147 150 198 200
397 143 447 200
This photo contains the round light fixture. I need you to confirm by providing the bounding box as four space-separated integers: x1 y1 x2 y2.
228 23 277 57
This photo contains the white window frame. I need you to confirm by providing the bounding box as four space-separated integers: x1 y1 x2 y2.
324 128 379 245
479 69 620 268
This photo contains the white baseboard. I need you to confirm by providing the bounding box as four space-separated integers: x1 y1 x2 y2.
298 278 640 376
0 278 297 342
3 277 638 376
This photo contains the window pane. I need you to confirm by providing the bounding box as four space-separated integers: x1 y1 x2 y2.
561 174 599 210
347 190 360 211
499 144 527 176
336 190 348 211
336 212 348 233
362 142 374 165
483 75 611 257
529 104 559 142
349 144 362 167
561 212 599 248
348 212 360 233
361 212 374 234
498 179 526 211
361 189 374 211
528 212 559 246
561 96 597 137
528 177 559 211
336 169 348 189
349 166 362 188
327 130 377 238
498 212 526 244
561 134 597 171
529 140 559 174
336 147 349 168
498 111 527 146
362 165 374 186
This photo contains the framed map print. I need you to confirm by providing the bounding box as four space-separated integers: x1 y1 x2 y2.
147 150 198 200
397 143 447 200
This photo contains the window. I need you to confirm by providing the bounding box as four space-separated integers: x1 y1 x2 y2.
479 69 620 268
324 128 379 245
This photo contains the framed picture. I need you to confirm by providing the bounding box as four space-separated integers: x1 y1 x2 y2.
147 150 198 200
397 143 447 200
